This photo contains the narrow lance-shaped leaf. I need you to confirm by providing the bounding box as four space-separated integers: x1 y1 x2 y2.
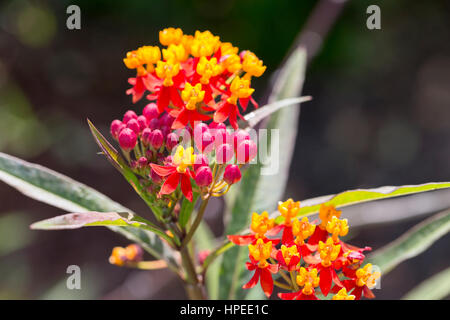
30 211 174 244
87 119 164 220
0 152 178 271
368 208 450 274
219 47 308 300
273 182 450 223
402 267 450 300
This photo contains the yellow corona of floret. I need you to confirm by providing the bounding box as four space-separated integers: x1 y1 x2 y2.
155 60 180 86
242 51 266 79
248 238 272 268
159 27 183 46
227 76 254 104
190 30 221 57
196 57 223 84
181 34 194 54
292 217 316 245
172 146 196 173
296 267 320 295
332 288 355 300
278 199 301 226
222 54 242 73
109 246 126 266
319 204 342 230
181 83 205 110
136 46 161 72
250 211 275 239
326 216 349 242
220 42 239 56
163 44 188 63
355 264 380 288
280 244 299 265
318 237 341 267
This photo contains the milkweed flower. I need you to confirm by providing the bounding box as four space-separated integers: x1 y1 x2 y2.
150 146 196 201
231 200 379 300
244 239 279 298
123 27 265 130
278 267 320 300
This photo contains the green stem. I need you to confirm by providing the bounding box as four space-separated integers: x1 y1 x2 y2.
290 271 299 291
180 246 206 300
180 196 210 248
274 280 294 291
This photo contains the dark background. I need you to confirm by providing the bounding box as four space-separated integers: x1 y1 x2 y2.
0 0 449 299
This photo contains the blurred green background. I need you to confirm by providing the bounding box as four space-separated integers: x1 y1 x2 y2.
0 0 449 299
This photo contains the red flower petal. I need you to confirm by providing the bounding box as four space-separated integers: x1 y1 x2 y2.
243 269 260 289
363 286 375 299
172 108 189 129
157 86 170 113
227 235 255 245
281 226 294 245
278 291 301 300
308 227 328 245
170 86 184 108
150 164 176 177
180 172 193 201
213 102 231 123
320 266 332 297
160 172 180 195
260 267 274 298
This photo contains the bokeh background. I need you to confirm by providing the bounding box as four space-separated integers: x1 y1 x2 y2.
0 0 449 299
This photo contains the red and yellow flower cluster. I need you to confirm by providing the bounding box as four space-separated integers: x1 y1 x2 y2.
110 28 261 203
123 27 265 130
228 200 380 300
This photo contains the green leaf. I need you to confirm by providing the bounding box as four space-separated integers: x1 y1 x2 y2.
368 208 450 274
219 47 307 299
273 182 450 223
179 193 199 229
402 267 450 300
0 152 178 272
87 119 164 220
30 211 174 243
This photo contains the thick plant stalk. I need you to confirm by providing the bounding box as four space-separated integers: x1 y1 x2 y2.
180 246 206 299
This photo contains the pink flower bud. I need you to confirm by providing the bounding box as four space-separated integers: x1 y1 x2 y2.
197 250 210 266
143 103 159 121
160 125 170 138
216 143 234 164
118 128 137 151
110 120 123 139
236 140 257 164
160 113 175 127
150 129 164 149
195 166 213 187
164 155 173 165
213 129 232 148
141 128 152 146
138 157 148 168
223 164 241 185
148 118 160 130
194 123 209 137
137 115 148 132
195 131 215 153
126 119 140 135
123 110 138 124
166 132 179 150
233 130 250 150
150 168 162 184
194 154 209 171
